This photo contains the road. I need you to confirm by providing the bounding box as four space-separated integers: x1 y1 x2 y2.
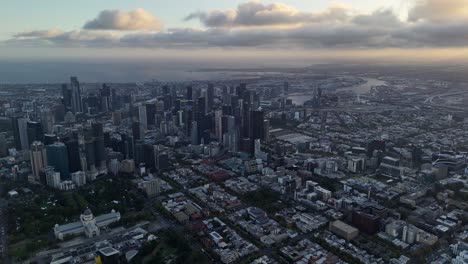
423 91 468 110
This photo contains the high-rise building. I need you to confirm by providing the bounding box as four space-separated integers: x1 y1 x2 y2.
132 122 142 140
191 121 198 145
250 109 264 140
40 109 55 134
207 83 214 111
44 134 57 145
47 142 70 179
45 166 61 188
84 130 96 172
70 76 82 113
0 133 7 158
145 103 157 126
263 119 270 141
144 179 160 197
71 171 86 187
65 139 81 173
62 84 72 111
12 116 29 150
214 110 223 143
92 123 106 169
138 105 147 130
186 86 193 100
249 109 265 154
30 141 47 181
27 121 44 146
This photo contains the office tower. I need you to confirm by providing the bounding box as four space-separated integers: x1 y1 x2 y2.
30 141 47 181
250 109 265 141
109 159 120 175
12 116 29 150
112 112 122 126
263 119 270 141
43 134 57 145
156 100 165 113
283 82 289 94
134 141 144 166
185 109 193 136
40 109 54 134
132 121 142 141
138 105 147 130
367 140 386 157
62 84 72 111
222 86 229 104
27 121 44 146
241 101 251 138
65 139 81 173
71 171 86 187
0 133 7 157
144 179 161 197
176 110 184 127
143 144 155 170
92 123 106 169
191 121 198 145
197 96 206 118
45 166 61 188
84 130 96 173
214 110 223 143
186 86 193 100
53 104 66 122
250 109 265 154
46 142 70 179
154 145 169 170
236 83 247 97
207 83 214 111
100 83 111 112
70 76 82 113
145 103 157 126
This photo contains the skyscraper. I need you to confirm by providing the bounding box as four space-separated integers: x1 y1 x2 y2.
61 84 72 111
30 141 47 181
138 105 147 130
191 121 198 145
92 122 106 170
186 86 193 100
40 109 55 134
70 76 82 113
0 133 7 158
145 103 157 126
215 110 223 143
250 109 265 141
12 116 29 150
46 142 70 179
207 83 214 111
65 139 81 173
27 121 44 146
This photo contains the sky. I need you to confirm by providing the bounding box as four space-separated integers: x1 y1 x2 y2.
2 0 468 63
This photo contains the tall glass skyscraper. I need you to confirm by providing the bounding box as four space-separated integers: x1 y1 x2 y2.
46 142 70 179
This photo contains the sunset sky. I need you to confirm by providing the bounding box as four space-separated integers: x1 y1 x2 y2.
2 0 468 61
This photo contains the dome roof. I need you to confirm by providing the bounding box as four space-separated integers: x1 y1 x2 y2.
83 208 93 216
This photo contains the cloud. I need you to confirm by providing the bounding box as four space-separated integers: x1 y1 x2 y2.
14 29 64 38
185 1 349 28
408 0 468 22
8 1 468 51
83 8 163 31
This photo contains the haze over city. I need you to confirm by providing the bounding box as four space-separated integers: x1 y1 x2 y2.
3 0 468 82
1 1 468 264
